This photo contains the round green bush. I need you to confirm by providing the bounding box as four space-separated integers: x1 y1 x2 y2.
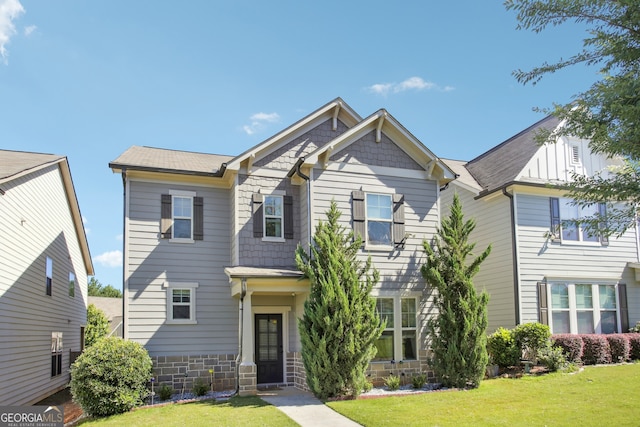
513 322 551 362
70 337 152 417
487 327 520 368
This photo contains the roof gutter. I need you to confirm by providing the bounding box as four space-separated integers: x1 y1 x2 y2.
475 181 567 200
109 162 228 178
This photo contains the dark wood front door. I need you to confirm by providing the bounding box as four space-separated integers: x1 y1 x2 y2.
255 314 283 384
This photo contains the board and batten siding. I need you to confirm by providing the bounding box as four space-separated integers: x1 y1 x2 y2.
515 192 639 325
441 187 516 332
0 165 88 405
126 180 236 356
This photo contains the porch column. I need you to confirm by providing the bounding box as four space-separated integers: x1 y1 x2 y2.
241 291 254 364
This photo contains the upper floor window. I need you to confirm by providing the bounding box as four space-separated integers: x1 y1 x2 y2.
164 282 198 324
252 193 293 241
352 191 405 249
161 191 204 241
373 296 417 362
45 257 53 296
549 283 620 334
68 272 75 298
550 197 607 245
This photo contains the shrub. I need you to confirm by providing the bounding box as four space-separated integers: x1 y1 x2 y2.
85 304 109 348
411 373 427 389
487 327 520 368
513 322 551 362
552 334 584 362
537 345 567 372
158 383 173 401
192 378 208 397
363 380 373 393
384 374 400 391
70 337 152 417
606 334 631 363
629 321 640 333
581 335 612 365
626 333 640 360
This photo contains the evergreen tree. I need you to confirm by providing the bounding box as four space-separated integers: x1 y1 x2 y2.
85 304 110 347
422 193 491 388
296 200 384 399
88 277 122 298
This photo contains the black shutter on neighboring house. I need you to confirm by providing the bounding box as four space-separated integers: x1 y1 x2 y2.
352 191 366 243
161 194 172 239
550 198 560 238
253 193 264 238
618 283 629 332
538 281 549 326
284 195 293 239
599 203 609 246
193 196 204 240
393 193 405 246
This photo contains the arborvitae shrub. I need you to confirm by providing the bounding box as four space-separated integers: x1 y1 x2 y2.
487 327 520 368
606 334 631 363
552 334 584 362
70 337 152 417
581 335 612 365
627 333 640 360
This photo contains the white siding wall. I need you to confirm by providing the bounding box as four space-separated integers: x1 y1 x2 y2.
515 192 639 325
441 187 516 331
125 180 236 355
0 165 88 405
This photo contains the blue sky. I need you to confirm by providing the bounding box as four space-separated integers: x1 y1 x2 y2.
1 1 598 290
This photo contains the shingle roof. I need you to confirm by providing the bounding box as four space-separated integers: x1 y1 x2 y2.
0 150 64 182
109 146 233 175
441 158 483 192
465 115 560 195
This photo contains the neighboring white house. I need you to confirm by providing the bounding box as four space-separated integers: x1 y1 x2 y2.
442 116 639 334
0 150 93 405
109 98 456 395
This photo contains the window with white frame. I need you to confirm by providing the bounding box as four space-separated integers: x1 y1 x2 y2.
550 283 619 334
264 195 283 239
51 332 63 377
165 282 198 324
550 197 605 243
45 257 53 296
373 296 418 362
172 195 193 239
68 272 75 297
366 193 393 246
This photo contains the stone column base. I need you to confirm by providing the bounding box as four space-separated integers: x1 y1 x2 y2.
238 363 257 396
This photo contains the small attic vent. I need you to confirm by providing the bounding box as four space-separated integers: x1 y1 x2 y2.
570 145 580 164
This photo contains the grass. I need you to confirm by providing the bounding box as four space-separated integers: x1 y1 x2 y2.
328 363 640 427
76 396 299 427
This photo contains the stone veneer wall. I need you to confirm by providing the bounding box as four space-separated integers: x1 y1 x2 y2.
288 351 308 391
366 350 435 387
151 354 238 393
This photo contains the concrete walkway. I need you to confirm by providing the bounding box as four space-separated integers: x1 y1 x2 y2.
258 387 362 427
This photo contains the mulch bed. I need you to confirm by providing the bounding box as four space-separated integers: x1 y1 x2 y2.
35 388 84 425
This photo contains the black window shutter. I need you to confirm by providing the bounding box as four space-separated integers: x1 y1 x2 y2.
393 193 405 246
618 283 629 332
284 195 294 239
538 281 549 325
253 193 264 238
161 194 172 239
193 197 204 240
599 203 609 246
550 198 560 238
352 191 365 243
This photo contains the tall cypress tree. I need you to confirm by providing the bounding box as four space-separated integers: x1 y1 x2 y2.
422 193 491 388
296 200 384 399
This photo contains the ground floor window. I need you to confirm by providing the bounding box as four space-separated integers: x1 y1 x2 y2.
373 295 418 362
51 332 63 377
164 282 198 324
550 283 619 334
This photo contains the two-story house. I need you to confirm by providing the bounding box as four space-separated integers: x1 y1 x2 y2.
442 116 639 335
109 98 456 395
0 150 93 405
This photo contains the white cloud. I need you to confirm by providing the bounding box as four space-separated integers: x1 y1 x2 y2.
0 0 25 63
23 24 35 36
243 112 280 135
95 250 122 268
366 76 454 96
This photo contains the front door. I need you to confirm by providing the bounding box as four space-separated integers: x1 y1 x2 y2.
255 314 283 384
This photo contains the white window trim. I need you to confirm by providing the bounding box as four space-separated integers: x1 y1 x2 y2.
169 189 196 243
164 281 198 324
364 192 394 251
558 197 600 246
262 190 286 243
371 291 420 362
548 282 620 334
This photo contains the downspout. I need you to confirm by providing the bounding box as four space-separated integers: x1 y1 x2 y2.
288 157 311 248
503 187 521 325
121 168 127 340
234 278 247 396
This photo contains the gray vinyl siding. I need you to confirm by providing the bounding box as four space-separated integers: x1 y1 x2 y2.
441 187 516 331
126 180 236 356
0 165 88 405
515 193 639 325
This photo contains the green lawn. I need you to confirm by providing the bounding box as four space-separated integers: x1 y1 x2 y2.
76 396 299 427
328 363 640 427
